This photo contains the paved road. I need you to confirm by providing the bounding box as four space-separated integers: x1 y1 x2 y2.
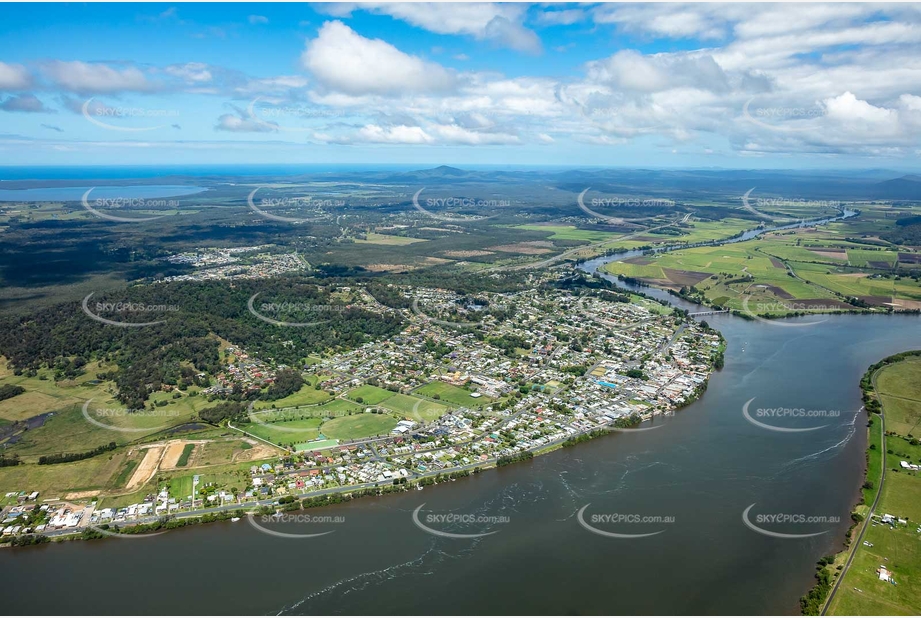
42 412 654 540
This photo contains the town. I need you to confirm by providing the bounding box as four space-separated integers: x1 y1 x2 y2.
1 268 723 540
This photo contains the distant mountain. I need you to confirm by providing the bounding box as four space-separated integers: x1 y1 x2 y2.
873 175 921 200
427 165 468 176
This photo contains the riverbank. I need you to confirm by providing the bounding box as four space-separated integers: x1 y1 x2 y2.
816 350 921 615
593 208 921 321
4 312 919 615
0 396 705 547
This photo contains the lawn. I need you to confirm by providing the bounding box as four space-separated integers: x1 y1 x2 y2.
169 475 194 501
294 438 339 452
319 413 397 440
379 393 448 421
251 379 333 410
242 418 322 445
876 358 921 436
414 381 495 408
346 384 396 405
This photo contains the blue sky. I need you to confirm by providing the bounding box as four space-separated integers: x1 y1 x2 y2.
0 2 919 169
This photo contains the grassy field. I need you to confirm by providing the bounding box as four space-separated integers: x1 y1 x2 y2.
355 232 428 246
876 358 921 436
0 360 118 422
830 472 921 615
320 413 397 440
829 356 921 616
294 438 339 452
0 450 128 497
241 417 323 445
379 393 448 421
514 224 615 243
0 357 217 462
346 384 396 405
169 475 194 501
175 443 195 467
601 223 921 315
251 378 333 410
253 398 362 422
414 380 495 408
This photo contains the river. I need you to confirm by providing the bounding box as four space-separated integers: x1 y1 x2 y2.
2 242 919 615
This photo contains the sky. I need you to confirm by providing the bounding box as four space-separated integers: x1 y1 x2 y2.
0 2 920 169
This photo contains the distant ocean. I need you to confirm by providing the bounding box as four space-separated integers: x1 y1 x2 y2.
0 164 416 180
0 163 583 181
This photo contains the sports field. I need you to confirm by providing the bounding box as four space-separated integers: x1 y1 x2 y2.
379 393 448 421
320 413 397 440
346 384 396 405
242 418 323 445
414 381 495 408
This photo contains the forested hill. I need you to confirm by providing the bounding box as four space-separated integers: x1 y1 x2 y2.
0 278 403 410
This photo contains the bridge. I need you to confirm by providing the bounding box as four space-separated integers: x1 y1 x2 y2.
688 309 731 317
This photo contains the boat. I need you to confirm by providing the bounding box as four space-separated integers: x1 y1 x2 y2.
231 517 241 522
